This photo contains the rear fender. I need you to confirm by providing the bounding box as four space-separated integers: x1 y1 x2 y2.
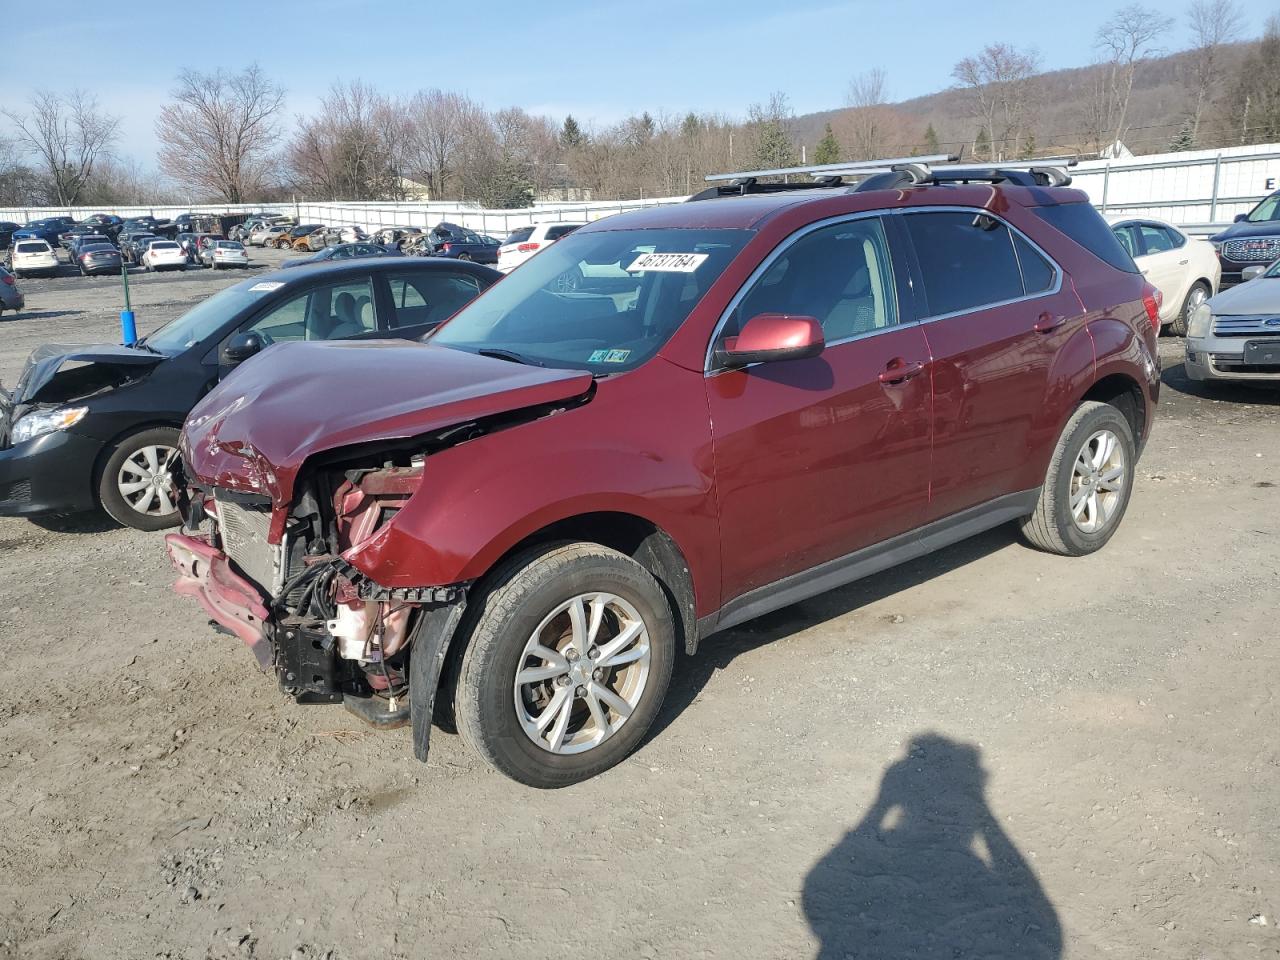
1015 322 1096 491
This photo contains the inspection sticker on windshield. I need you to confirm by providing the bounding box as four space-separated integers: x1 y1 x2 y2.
589 349 631 363
248 281 286 292
626 252 708 273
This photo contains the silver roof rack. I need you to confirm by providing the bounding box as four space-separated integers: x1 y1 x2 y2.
705 154 960 183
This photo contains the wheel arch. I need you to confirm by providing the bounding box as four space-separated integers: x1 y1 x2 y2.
1079 373 1146 444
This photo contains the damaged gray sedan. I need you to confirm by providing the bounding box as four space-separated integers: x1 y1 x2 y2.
0 258 499 529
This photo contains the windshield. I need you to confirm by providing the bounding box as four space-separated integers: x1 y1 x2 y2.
143 280 275 353
431 227 751 373
1247 195 1280 222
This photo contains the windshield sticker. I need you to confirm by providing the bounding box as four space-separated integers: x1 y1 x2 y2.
589 349 632 363
248 281 285 292
625 252 708 273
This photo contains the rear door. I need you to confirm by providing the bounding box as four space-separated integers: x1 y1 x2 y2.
901 208 1082 521
1133 222 1188 322
706 214 934 605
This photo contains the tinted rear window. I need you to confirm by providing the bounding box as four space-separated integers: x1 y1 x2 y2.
1033 202 1139 273
504 227 534 245
904 211 1025 317
15 241 49 252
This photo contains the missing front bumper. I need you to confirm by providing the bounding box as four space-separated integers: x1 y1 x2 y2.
166 532 273 669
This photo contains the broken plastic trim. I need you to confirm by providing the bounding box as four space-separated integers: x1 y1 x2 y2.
331 557 466 604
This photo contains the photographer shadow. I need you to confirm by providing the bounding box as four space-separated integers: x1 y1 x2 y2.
803 734 1062 960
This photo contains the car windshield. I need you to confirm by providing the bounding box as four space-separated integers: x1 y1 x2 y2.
431 227 751 373
16 242 49 252
83 244 115 252
151 242 179 250
217 241 243 249
143 280 276 353
1247 195 1280 222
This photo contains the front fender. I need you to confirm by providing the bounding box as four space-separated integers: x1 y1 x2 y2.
344 358 722 618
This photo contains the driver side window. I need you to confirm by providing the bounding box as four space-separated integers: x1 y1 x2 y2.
243 278 377 343
721 216 898 346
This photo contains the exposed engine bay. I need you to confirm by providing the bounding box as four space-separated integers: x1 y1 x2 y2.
173 455 457 727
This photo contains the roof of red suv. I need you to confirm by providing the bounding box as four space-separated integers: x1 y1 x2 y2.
579 182 1085 234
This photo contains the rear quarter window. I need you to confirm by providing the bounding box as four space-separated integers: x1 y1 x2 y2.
1034 202 1139 274
504 227 534 245
546 225 581 240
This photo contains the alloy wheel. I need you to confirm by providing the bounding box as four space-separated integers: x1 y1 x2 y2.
117 444 180 517
1070 430 1125 533
513 592 651 755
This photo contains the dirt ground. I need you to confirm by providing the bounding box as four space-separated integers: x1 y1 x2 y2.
0 253 1278 960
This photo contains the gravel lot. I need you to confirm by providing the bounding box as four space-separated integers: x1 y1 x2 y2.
0 254 1278 960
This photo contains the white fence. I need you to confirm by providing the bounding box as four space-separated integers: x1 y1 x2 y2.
5 143 1280 237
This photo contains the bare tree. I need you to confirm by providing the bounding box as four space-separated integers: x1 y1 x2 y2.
1230 13 1280 144
288 82 403 200
1185 0 1243 143
842 68 889 159
404 89 484 200
1095 4 1174 153
3 90 120 205
155 65 285 203
952 44 1040 160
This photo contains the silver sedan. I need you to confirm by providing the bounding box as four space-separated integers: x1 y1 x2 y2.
1186 261 1280 385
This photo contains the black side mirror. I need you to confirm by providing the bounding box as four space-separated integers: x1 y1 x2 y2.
1235 213 1249 223
222 331 264 366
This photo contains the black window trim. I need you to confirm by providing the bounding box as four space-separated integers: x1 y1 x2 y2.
704 210 908 374
898 206 1064 322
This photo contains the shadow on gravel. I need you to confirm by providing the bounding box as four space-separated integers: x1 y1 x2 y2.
26 511 120 534
803 734 1062 960
5 310 85 321
650 525 1015 743
1161 360 1280 407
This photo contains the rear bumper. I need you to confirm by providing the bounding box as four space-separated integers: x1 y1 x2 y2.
0 429 103 516
166 533 274 669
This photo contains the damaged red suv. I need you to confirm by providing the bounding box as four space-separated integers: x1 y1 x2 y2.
168 160 1160 787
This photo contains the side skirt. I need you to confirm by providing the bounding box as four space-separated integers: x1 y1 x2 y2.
699 489 1040 637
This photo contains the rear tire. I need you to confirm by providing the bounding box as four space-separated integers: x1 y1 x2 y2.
1170 281 1209 338
96 426 184 532
454 543 675 788
1019 401 1136 557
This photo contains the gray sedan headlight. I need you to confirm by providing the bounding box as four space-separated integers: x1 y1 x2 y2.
1186 303 1213 339
11 406 88 444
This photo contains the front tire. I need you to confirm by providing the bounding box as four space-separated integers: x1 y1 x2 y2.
1171 281 1209 338
1019 401 1136 556
96 426 184 531
454 543 676 788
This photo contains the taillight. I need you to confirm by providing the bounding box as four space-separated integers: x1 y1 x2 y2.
2 274 13 285
443 243 453 252
1142 287 1162 332
517 242 541 253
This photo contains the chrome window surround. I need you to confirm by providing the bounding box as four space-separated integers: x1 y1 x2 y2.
705 206 1064 374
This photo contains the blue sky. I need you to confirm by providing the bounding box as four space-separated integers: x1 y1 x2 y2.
4 0 1216 170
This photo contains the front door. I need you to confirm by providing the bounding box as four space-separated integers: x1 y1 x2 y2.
706 215 934 606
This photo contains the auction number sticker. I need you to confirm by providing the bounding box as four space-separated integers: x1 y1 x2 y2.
626 252 708 273
249 281 286 292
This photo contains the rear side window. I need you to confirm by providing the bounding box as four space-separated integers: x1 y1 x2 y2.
1034 202 1139 273
905 211 1024 317
1012 233 1056 294
546 225 580 240
504 227 534 245
386 272 484 329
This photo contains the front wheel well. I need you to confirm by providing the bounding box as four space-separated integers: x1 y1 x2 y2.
1080 374 1145 442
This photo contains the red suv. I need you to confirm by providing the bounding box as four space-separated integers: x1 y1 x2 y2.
167 160 1160 787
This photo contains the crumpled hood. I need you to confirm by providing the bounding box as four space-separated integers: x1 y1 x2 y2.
1208 278 1280 315
181 339 594 509
10 343 164 404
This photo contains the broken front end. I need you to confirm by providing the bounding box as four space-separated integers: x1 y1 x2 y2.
166 458 463 737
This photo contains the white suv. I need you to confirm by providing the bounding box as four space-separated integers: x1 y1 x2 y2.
496 222 584 273
8 239 59 278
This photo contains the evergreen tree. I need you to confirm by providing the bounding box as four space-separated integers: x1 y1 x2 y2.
814 124 841 165
560 115 585 149
923 123 941 155
1168 118 1196 151
973 127 991 160
680 112 701 140
1019 132 1038 160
